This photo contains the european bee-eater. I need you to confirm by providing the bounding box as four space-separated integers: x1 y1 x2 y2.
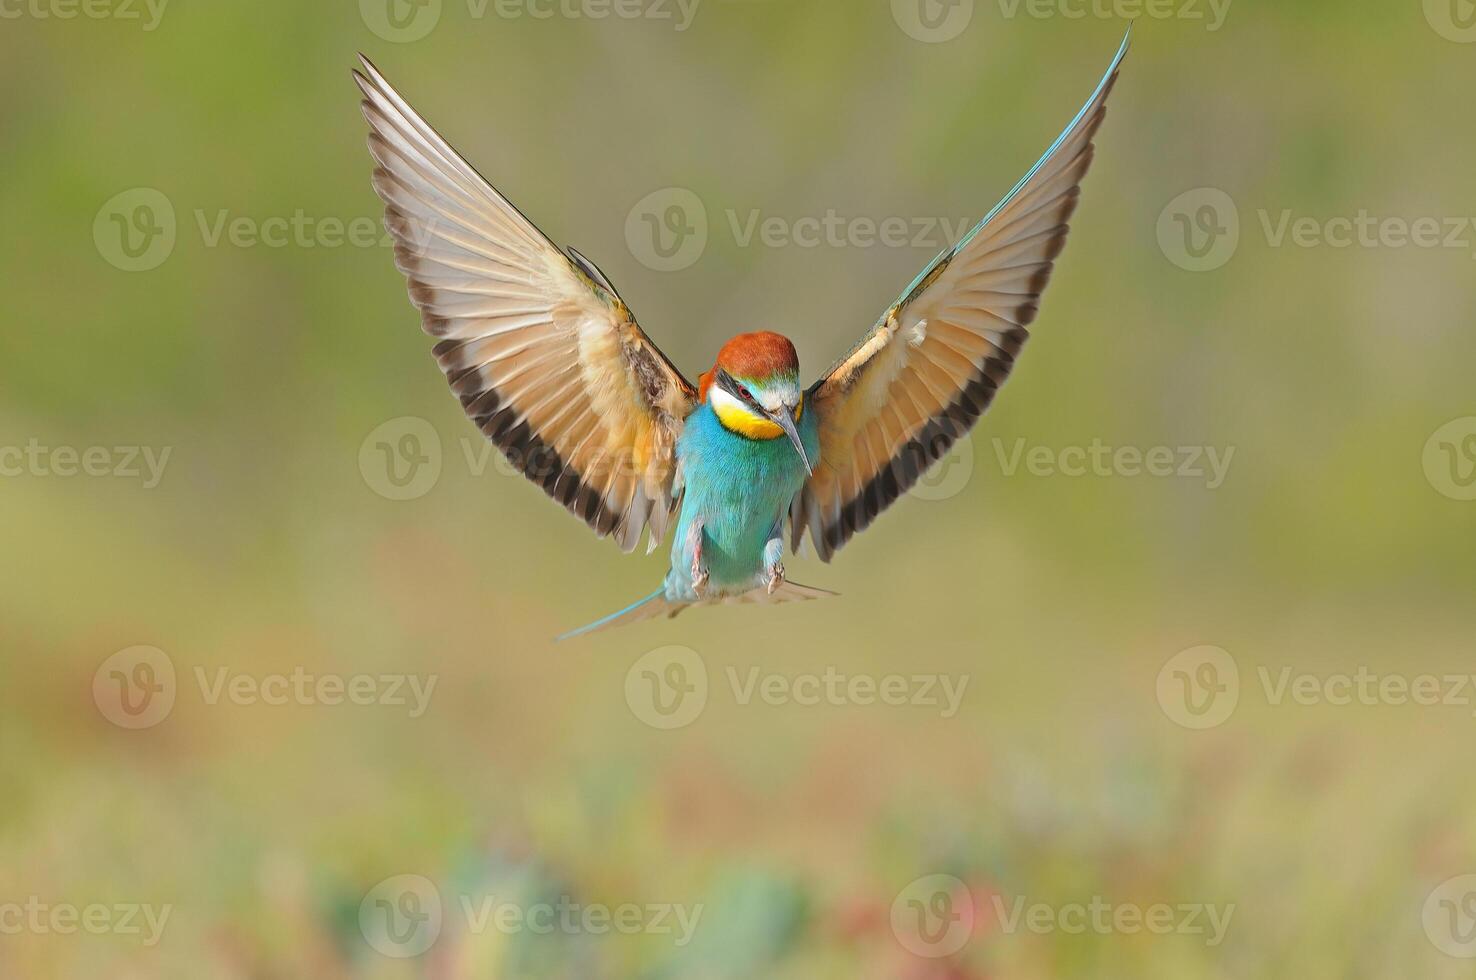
354 30 1129 637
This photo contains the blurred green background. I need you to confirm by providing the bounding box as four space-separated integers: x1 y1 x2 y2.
3 0 1475 976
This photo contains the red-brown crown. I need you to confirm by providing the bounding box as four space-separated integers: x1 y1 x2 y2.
698 331 800 399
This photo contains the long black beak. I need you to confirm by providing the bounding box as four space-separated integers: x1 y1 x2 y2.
772 405 813 477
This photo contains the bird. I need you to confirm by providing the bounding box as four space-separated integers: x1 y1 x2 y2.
353 30 1129 638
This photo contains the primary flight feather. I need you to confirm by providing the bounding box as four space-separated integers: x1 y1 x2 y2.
353 30 1130 637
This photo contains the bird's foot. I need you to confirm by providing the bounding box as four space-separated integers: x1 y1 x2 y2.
688 519 709 598
763 561 785 595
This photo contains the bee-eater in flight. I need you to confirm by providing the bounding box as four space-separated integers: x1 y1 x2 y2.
354 30 1129 637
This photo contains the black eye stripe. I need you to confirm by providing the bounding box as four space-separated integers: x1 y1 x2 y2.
719 371 759 405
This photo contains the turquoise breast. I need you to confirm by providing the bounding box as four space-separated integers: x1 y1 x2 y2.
665 403 821 599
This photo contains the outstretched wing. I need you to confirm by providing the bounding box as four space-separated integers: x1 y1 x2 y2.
790 30 1129 562
355 56 698 552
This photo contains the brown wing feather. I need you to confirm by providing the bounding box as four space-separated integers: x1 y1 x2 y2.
792 32 1129 561
355 56 697 552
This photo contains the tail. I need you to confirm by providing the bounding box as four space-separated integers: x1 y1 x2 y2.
556 581 839 641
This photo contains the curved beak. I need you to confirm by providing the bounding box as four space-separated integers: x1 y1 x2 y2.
771 405 813 477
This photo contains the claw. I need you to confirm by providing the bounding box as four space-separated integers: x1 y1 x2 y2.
691 562 709 598
764 561 784 595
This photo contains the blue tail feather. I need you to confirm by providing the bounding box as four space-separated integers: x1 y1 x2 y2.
556 588 670 641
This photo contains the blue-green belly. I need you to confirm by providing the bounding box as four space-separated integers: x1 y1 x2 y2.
665 404 820 600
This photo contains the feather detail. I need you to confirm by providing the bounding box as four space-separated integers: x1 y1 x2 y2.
790 28 1130 561
356 55 698 552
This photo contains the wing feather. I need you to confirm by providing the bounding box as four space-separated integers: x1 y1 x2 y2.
791 30 1129 560
356 56 697 552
